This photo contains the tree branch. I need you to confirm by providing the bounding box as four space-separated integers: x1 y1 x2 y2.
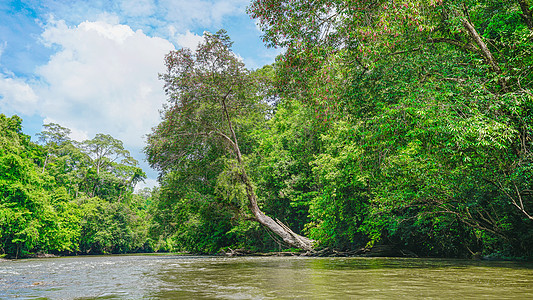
460 15 502 75
427 37 480 55
220 89 243 162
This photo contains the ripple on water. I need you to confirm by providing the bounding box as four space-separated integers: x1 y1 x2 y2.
1 255 532 299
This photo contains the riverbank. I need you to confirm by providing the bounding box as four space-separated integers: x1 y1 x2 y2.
4 244 530 261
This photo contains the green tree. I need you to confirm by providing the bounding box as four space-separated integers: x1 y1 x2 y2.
36 123 89 196
249 0 533 257
80 133 146 200
146 30 315 251
0 115 79 257
251 99 322 237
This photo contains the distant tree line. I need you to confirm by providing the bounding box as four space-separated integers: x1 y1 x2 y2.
0 115 160 258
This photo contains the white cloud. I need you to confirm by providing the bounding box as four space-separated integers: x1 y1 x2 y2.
245 47 283 70
0 74 39 115
43 117 89 142
1 0 274 183
175 30 204 50
36 18 175 149
37 0 249 38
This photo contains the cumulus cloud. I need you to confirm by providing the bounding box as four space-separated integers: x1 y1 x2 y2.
174 30 204 50
43 117 89 142
1 0 275 183
135 178 159 192
36 18 175 148
31 0 249 38
0 73 39 115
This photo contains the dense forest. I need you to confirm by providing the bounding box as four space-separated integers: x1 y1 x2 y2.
0 116 160 258
2 0 533 259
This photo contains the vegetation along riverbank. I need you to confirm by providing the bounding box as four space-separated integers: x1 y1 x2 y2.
2 0 533 260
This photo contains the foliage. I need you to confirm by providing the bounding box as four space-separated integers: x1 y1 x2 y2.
0 115 77 257
145 30 318 252
252 99 321 234
77 196 149 254
0 114 152 257
3 0 533 258
244 0 533 258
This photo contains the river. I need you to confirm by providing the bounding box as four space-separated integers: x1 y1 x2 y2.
1 255 532 299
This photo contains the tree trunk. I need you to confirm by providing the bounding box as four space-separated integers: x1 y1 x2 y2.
460 17 501 74
42 153 49 173
240 169 316 251
220 95 316 251
461 12 508 91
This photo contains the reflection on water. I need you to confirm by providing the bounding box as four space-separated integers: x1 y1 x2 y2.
1 255 532 299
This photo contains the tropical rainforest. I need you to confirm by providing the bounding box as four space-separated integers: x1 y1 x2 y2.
2 0 533 259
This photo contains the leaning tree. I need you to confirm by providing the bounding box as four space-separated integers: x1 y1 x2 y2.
145 30 315 251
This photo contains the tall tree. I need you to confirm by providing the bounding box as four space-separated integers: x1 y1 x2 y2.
36 123 76 175
81 133 145 199
146 30 315 251
82 134 131 176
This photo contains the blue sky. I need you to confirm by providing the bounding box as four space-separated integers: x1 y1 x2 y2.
0 0 279 189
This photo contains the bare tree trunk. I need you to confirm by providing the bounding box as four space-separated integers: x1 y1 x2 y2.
220 94 316 251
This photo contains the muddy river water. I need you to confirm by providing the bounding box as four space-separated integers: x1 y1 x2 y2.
1 255 532 299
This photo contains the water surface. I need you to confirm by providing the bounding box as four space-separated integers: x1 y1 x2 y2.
1 255 532 299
